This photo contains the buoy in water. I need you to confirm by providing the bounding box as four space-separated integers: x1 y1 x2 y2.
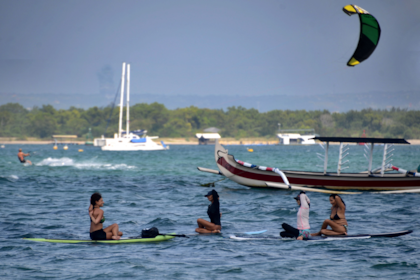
53 146 58 150
78 149 83 152
247 148 254 152
63 145 68 150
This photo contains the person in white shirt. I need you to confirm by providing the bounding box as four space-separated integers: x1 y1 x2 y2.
280 191 311 240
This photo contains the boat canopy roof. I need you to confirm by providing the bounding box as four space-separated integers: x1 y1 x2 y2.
314 137 409 144
196 133 221 139
52 135 78 138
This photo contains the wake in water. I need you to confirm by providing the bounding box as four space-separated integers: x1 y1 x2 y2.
36 157 136 170
36 157 74 166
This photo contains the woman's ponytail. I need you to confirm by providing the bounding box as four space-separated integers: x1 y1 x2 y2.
90 192 102 207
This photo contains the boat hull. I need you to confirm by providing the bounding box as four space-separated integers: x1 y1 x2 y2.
101 137 168 151
214 141 420 191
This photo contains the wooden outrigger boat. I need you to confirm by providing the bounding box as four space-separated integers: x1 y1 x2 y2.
198 138 420 193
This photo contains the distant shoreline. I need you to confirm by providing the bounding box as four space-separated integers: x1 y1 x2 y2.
0 138 279 146
1 138 420 145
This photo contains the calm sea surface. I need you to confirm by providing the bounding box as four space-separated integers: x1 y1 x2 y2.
1 143 420 279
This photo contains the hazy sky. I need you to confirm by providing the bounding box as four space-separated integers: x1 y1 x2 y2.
1 0 420 98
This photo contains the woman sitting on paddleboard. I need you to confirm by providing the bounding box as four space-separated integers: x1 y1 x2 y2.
195 189 222 234
280 191 311 240
89 193 123 240
312 194 348 236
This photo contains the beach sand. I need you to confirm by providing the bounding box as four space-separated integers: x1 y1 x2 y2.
1 137 420 145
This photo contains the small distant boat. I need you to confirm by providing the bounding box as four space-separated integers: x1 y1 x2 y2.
277 129 316 145
101 63 169 151
198 138 420 192
1 145 5 148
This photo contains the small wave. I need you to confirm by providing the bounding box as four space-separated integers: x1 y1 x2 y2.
0 174 19 182
35 157 136 170
144 217 177 227
371 261 418 269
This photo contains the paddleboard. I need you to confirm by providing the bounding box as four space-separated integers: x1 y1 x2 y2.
230 230 412 241
23 234 176 244
244 230 267 235
306 230 413 241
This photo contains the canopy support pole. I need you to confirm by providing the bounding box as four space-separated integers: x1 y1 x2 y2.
324 142 329 175
337 142 349 175
368 142 374 174
380 144 394 176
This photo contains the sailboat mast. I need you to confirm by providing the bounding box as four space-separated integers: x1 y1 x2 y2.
126 64 130 135
118 62 126 138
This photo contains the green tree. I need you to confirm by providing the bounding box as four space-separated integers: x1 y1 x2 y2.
28 112 57 138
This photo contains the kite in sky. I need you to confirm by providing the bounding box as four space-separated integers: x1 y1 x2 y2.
343 4 381 67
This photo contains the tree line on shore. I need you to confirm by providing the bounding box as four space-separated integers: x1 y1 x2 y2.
0 102 419 140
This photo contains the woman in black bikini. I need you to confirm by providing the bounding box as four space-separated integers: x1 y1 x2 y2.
195 189 222 234
89 193 123 240
312 194 348 236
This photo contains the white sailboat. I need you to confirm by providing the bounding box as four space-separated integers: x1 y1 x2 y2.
101 63 169 151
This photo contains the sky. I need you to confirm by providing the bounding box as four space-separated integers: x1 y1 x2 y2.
1 0 420 101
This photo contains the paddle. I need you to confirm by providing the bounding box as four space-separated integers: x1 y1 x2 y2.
187 229 268 237
130 234 189 239
200 178 226 187
159 234 189 238
141 229 268 238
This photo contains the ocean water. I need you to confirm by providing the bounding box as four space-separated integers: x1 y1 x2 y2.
1 143 419 279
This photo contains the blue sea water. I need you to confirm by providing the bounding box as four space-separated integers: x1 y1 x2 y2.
1 143 420 279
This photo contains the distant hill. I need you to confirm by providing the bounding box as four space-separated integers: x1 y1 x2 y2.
1 91 419 112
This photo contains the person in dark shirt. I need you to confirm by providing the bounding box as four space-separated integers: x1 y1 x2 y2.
195 189 222 233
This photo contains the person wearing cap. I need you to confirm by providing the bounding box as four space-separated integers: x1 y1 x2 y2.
17 149 32 165
195 189 222 233
280 191 311 240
